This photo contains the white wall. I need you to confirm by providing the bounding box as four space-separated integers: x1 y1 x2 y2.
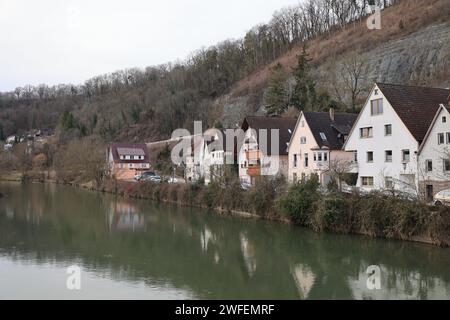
288 113 355 185
345 85 419 192
419 106 450 185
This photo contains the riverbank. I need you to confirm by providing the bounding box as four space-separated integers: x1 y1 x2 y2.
1 170 449 247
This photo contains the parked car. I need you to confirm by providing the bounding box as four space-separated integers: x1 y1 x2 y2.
135 171 156 181
167 177 179 184
148 175 162 183
240 181 252 190
434 189 450 206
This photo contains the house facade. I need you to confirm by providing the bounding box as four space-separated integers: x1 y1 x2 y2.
288 110 357 186
238 116 296 186
107 143 151 180
185 129 235 185
344 83 450 194
418 104 450 199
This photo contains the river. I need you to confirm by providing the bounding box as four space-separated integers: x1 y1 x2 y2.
0 182 449 300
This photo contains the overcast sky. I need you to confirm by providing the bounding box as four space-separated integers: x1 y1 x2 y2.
0 0 300 92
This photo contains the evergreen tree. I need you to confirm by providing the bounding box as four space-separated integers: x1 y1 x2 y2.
264 63 289 116
290 46 316 111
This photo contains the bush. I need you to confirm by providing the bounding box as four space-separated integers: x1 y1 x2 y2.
318 196 349 231
247 175 286 217
277 175 320 225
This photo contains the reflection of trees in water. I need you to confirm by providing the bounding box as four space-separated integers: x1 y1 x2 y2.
0 182 449 299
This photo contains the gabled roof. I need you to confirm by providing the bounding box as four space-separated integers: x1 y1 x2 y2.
303 112 358 150
418 104 450 154
109 142 150 163
204 129 234 153
241 116 297 155
376 83 450 143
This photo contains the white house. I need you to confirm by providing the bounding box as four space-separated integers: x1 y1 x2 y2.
344 83 450 194
185 136 206 183
203 129 235 185
238 116 296 186
418 103 450 199
288 109 357 186
185 129 235 185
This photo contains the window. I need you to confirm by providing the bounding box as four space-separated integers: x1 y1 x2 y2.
367 151 374 163
293 173 298 183
360 127 373 138
443 116 447 123
300 137 306 144
301 121 305 127
385 177 394 189
444 159 450 172
385 124 392 136
125 155 131 160
313 153 317 161
426 160 433 172
129 163 133 169
370 99 383 115
293 154 298 168
324 152 328 162
362 177 374 187
320 132 327 141
447 133 450 144
402 150 410 163
120 155 125 160
318 153 323 162
438 133 444 145
304 153 309 168
385 150 392 162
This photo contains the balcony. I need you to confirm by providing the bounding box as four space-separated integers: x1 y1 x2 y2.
246 150 262 160
247 165 261 176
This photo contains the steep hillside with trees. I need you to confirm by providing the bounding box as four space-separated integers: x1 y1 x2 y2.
0 0 448 144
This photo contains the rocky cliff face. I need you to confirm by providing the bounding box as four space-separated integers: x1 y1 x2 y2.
364 22 450 85
220 21 450 126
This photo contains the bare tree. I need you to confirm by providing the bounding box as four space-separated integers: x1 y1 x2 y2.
326 158 354 191
334 52 370 112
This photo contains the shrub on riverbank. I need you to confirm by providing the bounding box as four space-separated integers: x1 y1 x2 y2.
277 179 450 246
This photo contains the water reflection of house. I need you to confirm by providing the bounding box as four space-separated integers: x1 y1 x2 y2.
200 226 215 252
349 265 450 300
291 264 316 299
240 233 257 277
109 202 145 232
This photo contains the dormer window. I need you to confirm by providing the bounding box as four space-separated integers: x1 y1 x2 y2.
319 132 327 141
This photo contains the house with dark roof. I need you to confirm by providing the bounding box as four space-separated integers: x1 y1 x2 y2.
344 83 450 193
107 143 151 180
239 116 297 186
287 109 357 186
417 101 450 200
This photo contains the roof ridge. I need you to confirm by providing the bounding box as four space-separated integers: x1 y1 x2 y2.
376 82 450 91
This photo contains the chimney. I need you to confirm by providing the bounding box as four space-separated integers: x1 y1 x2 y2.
329 108 335 122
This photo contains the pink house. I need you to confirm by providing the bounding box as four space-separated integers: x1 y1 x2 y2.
107 143 151 180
